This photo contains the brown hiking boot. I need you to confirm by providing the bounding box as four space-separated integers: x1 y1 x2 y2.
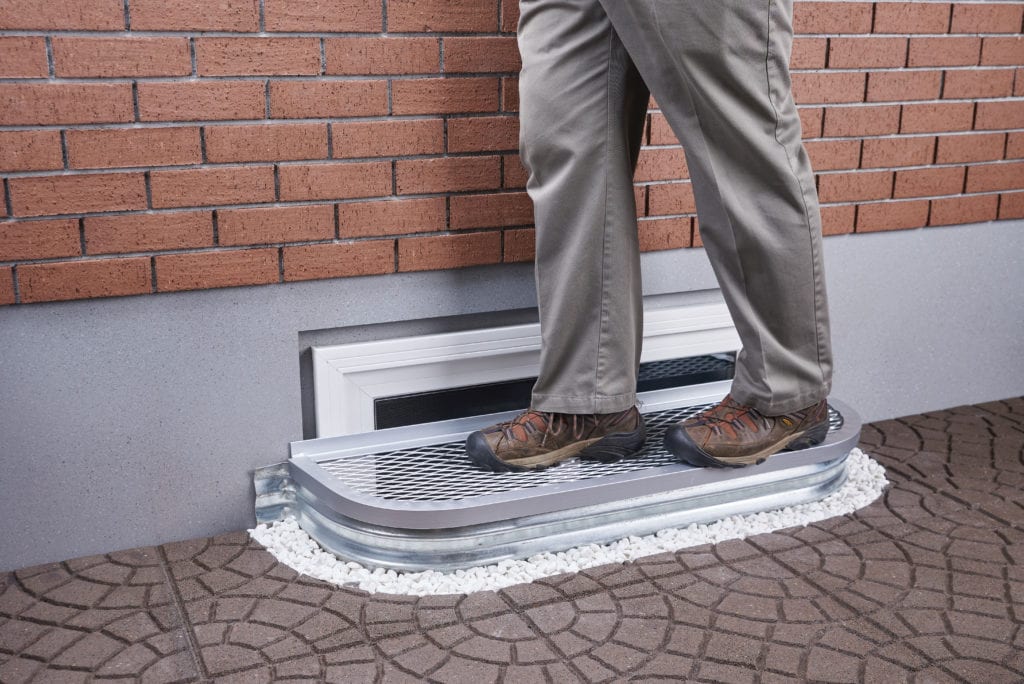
465 406 647 472
663 394 829 468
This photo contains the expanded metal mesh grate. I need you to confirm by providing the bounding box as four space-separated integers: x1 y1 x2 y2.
637 354 734 382
316 403 844 502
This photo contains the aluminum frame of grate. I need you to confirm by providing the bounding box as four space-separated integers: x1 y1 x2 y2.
255 382 862 571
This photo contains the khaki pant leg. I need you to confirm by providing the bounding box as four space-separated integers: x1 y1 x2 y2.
598 0 834 413
518 0 650 413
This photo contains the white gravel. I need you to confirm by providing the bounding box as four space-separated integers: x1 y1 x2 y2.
250 447 888 596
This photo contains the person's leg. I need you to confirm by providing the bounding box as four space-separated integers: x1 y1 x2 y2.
519 0 650 415
464 0 651 472
598 0 833 416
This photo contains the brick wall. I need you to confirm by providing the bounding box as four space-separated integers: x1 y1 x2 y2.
0 1 1022 305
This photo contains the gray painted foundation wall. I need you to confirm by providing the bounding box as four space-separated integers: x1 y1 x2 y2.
1 219 1022 571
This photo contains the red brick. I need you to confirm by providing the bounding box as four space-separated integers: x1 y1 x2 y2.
804 139 861 171
951 4 1023 34
218 205 334 246
635 148 688 182
283 239 394 281
338 198 446 238
817 171 893 202
799 107 824 138
998 191 1024 218
398 231 501 271
130 0 259 31
19 257 151 303
0 0 123 30
965 161 1024 192
1016 68 1024 96
791 38 827 69
930 194 999 226
981 37 1024 66
396 156 502 194
503 154 529 189
0 37 48 77
974 100 1024 130
150 166 275 208
823 105 900 137
205 124 328 163
264 0 381 32
0 219 80 260
444 37 521 73
792 72 866 104
649 114 679 145
692 218 703 247
828 38 907 68
1007 132 1024 158
450 192 532 230
325 38 439 75
648 182 696 216
85 212 213 254
501 2 520 33
900 102 976 133
270 80 388 119
943 69 1015 99
792 2 873 34
908 37 981 67
867 71 942 102
332 119 444 158
820 204 856 235
639 217 690 251
66 127 202 169
279 162 392 201
10 173 146 217
0 267 13 305
155 248 278 292
138 81 265 122
0 84 133 126
0 130 63 172
855 200 930 232
503 228 534 263
874 3 951 34
388 0 498 33
196 38 320 77
502 77 519 112
52 38 191 77
448 116 519 153
392 78 499 115
936 132 1006 163
860 136 935 168
894 166 966 198
638 181 663 214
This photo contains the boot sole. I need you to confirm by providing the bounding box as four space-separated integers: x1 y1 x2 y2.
664 419 830 469
466 423 647 473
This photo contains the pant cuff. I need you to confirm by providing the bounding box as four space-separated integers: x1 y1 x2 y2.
531 392 637 414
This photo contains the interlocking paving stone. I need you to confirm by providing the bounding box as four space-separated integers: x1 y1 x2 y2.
0 547 198 682
2 397 1023 681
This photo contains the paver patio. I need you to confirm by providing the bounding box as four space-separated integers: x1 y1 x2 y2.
2 397 1022 682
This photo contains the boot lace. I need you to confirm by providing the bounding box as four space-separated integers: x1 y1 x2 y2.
689 394 772 436
498 410 590 447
